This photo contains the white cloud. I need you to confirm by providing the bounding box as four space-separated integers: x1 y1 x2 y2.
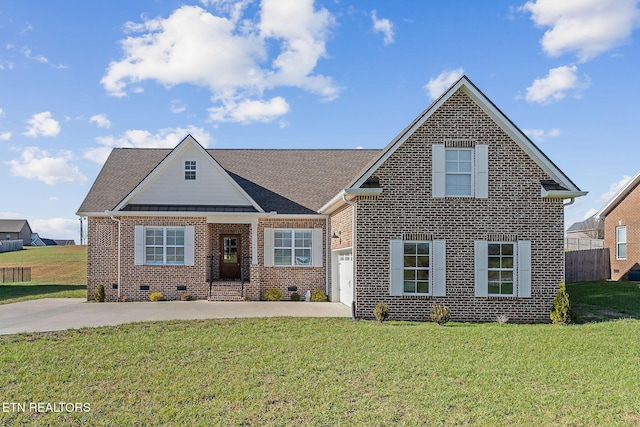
522 0 640 61
424 68 464 99
371 10 395 45
22 47 48 64
0 108 4 117
170 99 187 113
84 126 214 164
208 96 289 123
600 175 632 202
30 218 80 241
582 208 598 220
525 65 589 104
0 131 12 141
89 113 111 129
101 2 337 124
522 127 561 142
6 147 87 185
23 112 61 137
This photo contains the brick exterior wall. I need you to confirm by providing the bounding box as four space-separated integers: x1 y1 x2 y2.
329 204 353 251
86 215 328 302
353 90 565 323
604 180 640 280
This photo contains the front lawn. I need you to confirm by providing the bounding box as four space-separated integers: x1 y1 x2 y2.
567 280 640 323
2 317 640 426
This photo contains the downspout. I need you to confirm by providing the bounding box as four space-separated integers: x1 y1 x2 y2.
325 216 330 298
342 193 357 320
563 198 575 207
110 214 121 301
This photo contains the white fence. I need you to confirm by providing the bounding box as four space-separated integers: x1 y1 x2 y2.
565 238 604 251
0 240 23 253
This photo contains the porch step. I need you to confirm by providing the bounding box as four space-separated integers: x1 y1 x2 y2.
208 281 245 301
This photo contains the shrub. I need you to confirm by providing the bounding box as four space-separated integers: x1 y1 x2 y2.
290 292 301 301
119 295 128 302
374 302 389 323
180 292 194 301
550 280 573 325
264 288 283 301
430 304 451 326
149 292 165 302
496 314 509 326
310 289 328 302
94 284 105 303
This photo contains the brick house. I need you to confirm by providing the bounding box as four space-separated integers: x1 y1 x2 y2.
77 76 586 322
596 169 640 281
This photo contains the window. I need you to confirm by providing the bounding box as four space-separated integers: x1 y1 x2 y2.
487 243 514 296
474 240 531 298
403 242 431 294
185 160 196 180
390 239 446 296
144 227 185 265
616 226 627 260
273 229 312 266
445 148 473 197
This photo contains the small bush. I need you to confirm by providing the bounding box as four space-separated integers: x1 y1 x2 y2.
264 288 283 301
310 289 328 302
149 292 165 302
430 304 450 326
180 292 194 301
550 280 573 325
374 302 389 323
119 295 128 302
290 292 301 301
496 314 509 326
94 284 105 303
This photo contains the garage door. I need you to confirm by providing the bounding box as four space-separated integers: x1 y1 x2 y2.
338 251 353 307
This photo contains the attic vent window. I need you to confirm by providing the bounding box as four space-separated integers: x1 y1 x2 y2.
185 161 196 180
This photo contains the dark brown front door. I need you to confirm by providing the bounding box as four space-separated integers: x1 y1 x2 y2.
220 234 241 279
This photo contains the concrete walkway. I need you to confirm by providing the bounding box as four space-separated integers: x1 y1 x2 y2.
0 298 352 335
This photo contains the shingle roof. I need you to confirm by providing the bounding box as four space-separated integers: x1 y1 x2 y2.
0 219 30 233
77 148 380 215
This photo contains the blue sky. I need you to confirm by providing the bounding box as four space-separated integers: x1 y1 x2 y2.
1 0 639 242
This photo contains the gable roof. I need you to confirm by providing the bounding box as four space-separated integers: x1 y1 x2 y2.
0 219 31 233
347 75 586 198
77 145 380 215
596 169 640 218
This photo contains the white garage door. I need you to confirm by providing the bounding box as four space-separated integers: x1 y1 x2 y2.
338 251 353 307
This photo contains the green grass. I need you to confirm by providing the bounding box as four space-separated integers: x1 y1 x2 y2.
0 246 86 304
1 317 640 426
568 281 640 323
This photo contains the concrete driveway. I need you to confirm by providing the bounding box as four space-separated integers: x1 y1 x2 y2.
0 298 352 335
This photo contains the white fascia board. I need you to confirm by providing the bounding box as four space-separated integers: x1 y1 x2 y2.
318 188 383 214
541 189 588 199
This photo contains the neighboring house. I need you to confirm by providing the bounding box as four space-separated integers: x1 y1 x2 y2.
596 170 640 281
77 76 586 322
565 215 604 250
0 219 32 246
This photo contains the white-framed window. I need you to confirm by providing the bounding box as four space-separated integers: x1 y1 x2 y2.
185 160 196 180
402 241 431 294
488 242 515 296
145 227 185 265
432 144 488 199
274 229 313 266
475 240 531 298
390 239 446 296
445 148 473 197
616 226 627 260
134 225 195 266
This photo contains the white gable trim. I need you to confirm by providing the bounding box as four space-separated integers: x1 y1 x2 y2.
113 135 264 213
596 169 640 219
349 76 584 197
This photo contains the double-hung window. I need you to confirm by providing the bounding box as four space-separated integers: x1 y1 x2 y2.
445 149 473 197
134 225 194 266
616 226 627 260
475 240 531 298
185 161 196 180
432 144 488 198
274 229 312 266
403 242 431 294
390 239 446 296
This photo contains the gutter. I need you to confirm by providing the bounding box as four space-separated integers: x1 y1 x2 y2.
342 193 358 321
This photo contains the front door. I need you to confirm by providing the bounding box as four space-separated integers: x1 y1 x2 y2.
220 234 241 279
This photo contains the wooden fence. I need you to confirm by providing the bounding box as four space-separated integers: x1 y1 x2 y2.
0 240 23 253
565 248 610 283
0 267 32 283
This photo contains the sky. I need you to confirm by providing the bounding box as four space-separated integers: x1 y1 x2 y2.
0 0 639 243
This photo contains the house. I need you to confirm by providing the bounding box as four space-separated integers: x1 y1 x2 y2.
596 170 640 281
565 215 604 250
77 76 586 322
0 219 33 246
